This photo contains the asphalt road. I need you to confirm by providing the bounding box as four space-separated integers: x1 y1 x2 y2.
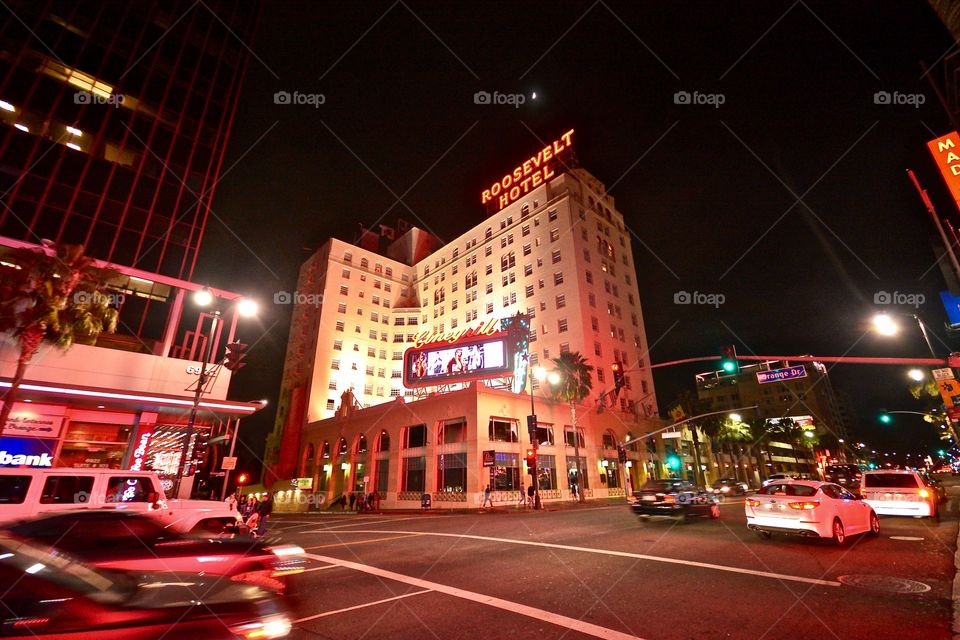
269 485 959 640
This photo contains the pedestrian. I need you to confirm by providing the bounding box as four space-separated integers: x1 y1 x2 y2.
245 510 260 536
348 492 356 511
240 496 255 519
225 493 237 511
527 484 535 508
256 492 272 537
517 485 525 509
481 484 493 510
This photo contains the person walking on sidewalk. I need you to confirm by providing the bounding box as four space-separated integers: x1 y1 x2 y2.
517 485 526 509
481 484 493 510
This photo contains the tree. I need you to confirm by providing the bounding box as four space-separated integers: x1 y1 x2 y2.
550 351 593 503
670 389 721 485
0 242 118 427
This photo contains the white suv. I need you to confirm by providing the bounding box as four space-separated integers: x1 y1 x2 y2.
860 470 937 519
0 468 242 534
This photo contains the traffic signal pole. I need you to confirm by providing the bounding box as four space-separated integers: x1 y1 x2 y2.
527 369 542 510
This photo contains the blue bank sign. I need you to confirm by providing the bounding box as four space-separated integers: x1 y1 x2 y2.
756 366 807 385
0 437 56 467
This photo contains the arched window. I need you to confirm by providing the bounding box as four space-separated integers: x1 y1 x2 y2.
320 440 330 459
602 430 617 450
360 257 369 268
301 443 315 477
377 430 390 452
357 434 368 454
521 203 530 216
485 227 492 239
337 437 348 456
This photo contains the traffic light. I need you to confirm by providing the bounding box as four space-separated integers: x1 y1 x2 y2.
224 342 248 371
525 449 537 475
236 472 249 486
720 345 738 374
612 362 625 393
666 454 681 471
617 447 627 464
879 412 892 425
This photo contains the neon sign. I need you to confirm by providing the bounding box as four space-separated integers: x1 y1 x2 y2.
481 129 574 212
411 317 499 348
129 431 152 471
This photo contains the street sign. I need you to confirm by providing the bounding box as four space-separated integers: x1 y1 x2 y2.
939 380 960 407
482 450 496 468
221 456 237 470
933 368 955 382
661 431 682 439
756 365 807 384
948 407 960 422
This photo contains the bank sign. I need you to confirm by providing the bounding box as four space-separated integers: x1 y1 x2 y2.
756 366 807 384
0 436 56 467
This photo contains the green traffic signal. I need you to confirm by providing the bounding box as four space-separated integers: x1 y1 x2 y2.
721 360 736 373
938 449 946 456
666 455 681 470
879 413 892 425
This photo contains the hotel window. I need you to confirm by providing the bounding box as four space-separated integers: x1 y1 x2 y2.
607 302 614 315
369 329 377 339
526 306 535 318
361 258 369 268
404 424 428 448
538 279 544 289
331 359 341 370
341 269 350 278
486 302 494 314
489 418 519 443
591 317 599 331
344 252 353 263
553 272 563 285
393 334 404 343
465 272 477 289
558 319 568 333
523 243 531 256
543 348 550 359
583 249 591 262
563 427 586 449
402 456 426 492
337 303 347 313
642 380 649 394
550 229 560 242
365 365 375 376
335 321 344 332
628 293 635 305
451 318 458 328
602 460 620 488
383 299 390 308
500 236 507 248
612 284 619 297
333 339 343 350
549 209 558 221
368 346 376 356
556 294 566 309
503 272 516 286
522 224 530 236
357 307 364 316
386 267 393 277
390 387 401 396
585 271 593 284
501 252 516 271
392 351 403 360
452 299 459 310
371 312 379 322
539 302 546 312
588 293 596 307
485 264 493 276
408 316 418 325
373 295 380 304
604 281 611 293
619 328 625 341
485 283 493 294
452 265 458 275
378 368 386 378
524 264 533 276
525 284 534 298
594 341 602 356
385 283 392 292
529 328 537 342
565 454 589 488
485 228 493 239
407 333 415 342
485 246 492 257
326 399 335 410
380 348 387 358
597 368 605 383
560 342 570 354
328 380 337 390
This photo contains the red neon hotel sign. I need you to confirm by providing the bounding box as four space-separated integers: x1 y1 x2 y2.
481 128 574 212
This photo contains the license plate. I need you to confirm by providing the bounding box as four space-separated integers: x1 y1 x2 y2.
642 495 656 501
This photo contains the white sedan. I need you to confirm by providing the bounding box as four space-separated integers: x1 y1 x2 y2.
745 480 879 546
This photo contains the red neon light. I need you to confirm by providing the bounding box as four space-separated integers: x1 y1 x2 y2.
481 129 574 212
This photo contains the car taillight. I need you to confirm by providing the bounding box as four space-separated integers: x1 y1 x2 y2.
229 614 292 639
919 489 930 499
663 495 676 503
231 570 285 593
746 499 761 507
788 501 820 510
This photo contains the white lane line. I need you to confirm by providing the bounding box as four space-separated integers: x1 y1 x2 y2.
302 515 448 532
312 530 841 587
304 553 643 639
294 588 433 624
300 563 345 574
889 536 925 541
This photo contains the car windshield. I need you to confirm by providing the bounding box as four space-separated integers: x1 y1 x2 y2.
0 534 133 605
642 480 680 492
758 483 818 496
864 473 919 489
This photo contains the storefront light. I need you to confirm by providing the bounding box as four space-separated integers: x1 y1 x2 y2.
601 460 609 468
340 462 350 470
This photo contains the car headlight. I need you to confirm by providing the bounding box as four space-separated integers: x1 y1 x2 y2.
720 487 730 492
230 614 292 639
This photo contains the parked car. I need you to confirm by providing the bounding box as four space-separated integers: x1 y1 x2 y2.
0 533 292 639
631 479 720 521
6 511 305 594
761 473 797 487
824 464 863 488
746 480 879 546
707 478 749 496
0 468 242 534
860 470 939 519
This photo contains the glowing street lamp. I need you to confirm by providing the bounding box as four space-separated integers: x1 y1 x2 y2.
872 313 898 336
237 298 258 318
193 287 213 307
908 369 925 382
729 413 742 423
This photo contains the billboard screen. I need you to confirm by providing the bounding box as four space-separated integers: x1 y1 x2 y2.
404 334 512 388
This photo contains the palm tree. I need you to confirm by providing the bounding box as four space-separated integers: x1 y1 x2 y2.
0 242 118 427
550 351 593 503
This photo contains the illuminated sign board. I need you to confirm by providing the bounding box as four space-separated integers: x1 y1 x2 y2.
481 129 574 213
0 437 56 467
756 366 807 384
404 314 531 390
928 131 960 209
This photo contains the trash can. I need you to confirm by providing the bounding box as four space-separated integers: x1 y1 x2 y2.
421 493 432 510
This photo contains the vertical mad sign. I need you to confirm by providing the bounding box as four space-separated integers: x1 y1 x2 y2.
927 131 960 209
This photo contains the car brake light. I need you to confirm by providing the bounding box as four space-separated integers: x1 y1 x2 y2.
229 615 292 639
919 489 930 499
663 495 676 503
787 501 820 510
746 499 761 507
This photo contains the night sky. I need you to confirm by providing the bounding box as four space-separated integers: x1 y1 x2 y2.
195 1 958 474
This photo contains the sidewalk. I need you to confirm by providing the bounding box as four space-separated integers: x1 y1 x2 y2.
273 497 627 518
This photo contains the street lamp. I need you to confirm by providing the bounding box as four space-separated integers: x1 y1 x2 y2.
729 413 742 423
908 369 925 382
871 312 937 358
237 298 258 318
193 287 213 307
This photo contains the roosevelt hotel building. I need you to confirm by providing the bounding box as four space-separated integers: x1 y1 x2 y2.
265 166 665 508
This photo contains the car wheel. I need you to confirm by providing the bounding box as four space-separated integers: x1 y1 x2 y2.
754 529 772 539
831 518 846 547
868 511 880 537
709 503 720 519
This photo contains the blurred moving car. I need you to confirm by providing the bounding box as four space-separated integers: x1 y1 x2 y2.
761 473 797 487
746 480 879 546
707 478 749 496
631 479 720 521
0 468 242 534
6 511 305 594
0 533 292 639
861 470 939 519
824 464 863 488
919 472 948 504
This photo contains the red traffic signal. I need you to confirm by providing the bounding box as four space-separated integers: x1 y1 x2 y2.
236 472 249 485
525 449 536 474
224 342 248 371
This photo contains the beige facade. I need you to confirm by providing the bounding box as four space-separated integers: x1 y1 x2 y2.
267 167 661 480
274 383 666 512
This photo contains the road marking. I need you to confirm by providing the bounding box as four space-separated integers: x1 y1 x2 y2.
312 530 841 587
305 553 644 639
300 563 345 574
294 588 433 624
889 536 924 541
301 515 448 532
302 533 419 550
